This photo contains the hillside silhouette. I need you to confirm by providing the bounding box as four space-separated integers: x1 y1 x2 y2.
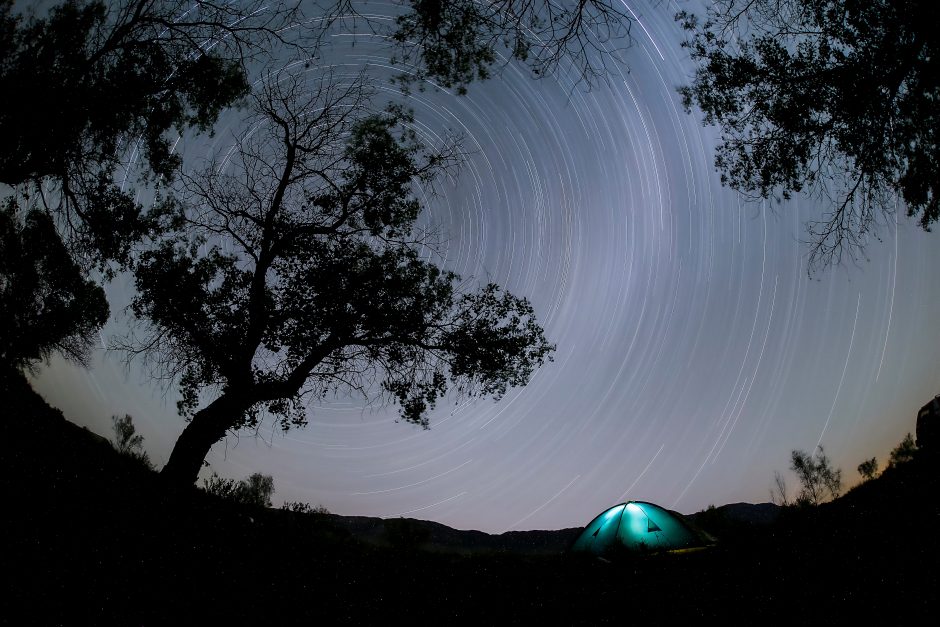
1 369 936 624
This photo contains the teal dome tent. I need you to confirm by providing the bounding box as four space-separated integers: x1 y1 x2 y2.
571 501 712 555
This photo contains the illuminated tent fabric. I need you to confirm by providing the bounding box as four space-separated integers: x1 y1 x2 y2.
571 501 711 554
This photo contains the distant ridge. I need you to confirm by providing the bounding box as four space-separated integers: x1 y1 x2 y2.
324 513 582 554
688 502 781 526
324 501 784 553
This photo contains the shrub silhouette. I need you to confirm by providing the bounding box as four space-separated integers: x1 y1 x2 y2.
203 472 275 508
773 445 842 507
889 433 917 467
282 502 330 515
110 414 154 470
857 457 879 482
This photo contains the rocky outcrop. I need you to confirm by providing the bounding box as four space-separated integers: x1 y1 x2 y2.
917 395 939 454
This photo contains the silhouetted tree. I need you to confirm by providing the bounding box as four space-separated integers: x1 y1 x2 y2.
888 432 917 467
330 0 634 93
1 0 306 379
0 201 108 373
678 0 940 270
770 470 790 507
857 456 878 482
790 445 842 506
111 413 154 469
0 0 301 269
126 72 555 486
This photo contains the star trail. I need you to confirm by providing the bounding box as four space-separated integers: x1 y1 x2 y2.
30 1 940 534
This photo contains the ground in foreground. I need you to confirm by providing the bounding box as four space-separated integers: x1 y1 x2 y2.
1 372 936 624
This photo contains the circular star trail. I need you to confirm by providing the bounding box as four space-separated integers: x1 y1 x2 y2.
31 1 940 533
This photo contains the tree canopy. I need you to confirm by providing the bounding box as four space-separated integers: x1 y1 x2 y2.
678 0 940 270
888 432 917 466
856 456 878 481
0 201 108 373
0 0 303 380
0 0 298 269
127 72 555 485
330 0 634 94
790 446 842 506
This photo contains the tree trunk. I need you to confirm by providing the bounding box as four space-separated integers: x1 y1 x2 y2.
161 391 251 486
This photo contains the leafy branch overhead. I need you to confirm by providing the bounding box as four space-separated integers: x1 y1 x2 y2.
678 0 940 271
329 0 635 94
0 201 108 373
0 0 302 271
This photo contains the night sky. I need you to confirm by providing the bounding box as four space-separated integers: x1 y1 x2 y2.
29 1 940 534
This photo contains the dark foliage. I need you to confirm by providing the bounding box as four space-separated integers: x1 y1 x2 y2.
0 0 298 270
203 472 275 508
125 72 554 484
111 413 154 469
889 432 917 466
330 0 634 94
857 456 879 481
790 445 842 506
0 0 302 389
282 501 331 515
0 201 108 372
678 0 940 270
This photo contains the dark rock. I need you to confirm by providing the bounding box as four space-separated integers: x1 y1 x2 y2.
916 395 940 453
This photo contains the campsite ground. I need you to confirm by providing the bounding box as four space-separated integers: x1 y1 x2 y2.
2 371 937 624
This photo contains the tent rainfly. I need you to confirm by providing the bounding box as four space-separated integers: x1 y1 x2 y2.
571 501 712 555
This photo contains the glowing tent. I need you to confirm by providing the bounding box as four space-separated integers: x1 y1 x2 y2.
571 501 712 555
